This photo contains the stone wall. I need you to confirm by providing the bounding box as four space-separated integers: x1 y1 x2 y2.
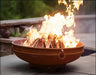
0 43 13 57
75 15 95 33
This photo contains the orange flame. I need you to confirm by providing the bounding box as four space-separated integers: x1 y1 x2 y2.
24 0 83 48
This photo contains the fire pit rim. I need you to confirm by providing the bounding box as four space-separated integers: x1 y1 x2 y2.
12 38 84 50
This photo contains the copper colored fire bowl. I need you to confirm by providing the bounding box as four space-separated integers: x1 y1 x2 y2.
12 39 84 67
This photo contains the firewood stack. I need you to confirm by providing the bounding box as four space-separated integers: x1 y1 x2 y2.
30 34 65 48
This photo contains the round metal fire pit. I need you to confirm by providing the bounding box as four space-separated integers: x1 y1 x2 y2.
12 39 84 67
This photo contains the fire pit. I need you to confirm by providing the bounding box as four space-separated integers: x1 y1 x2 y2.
12 39 84 67
12 0 84 68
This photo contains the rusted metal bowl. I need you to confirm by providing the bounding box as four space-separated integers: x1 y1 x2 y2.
12 39 84 67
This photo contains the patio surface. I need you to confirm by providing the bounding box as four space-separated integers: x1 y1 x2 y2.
1 54 95 75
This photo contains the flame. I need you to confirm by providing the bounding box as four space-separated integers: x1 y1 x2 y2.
62 30 80 48
24 0 83 48
73 0 83 10
58 0 83 10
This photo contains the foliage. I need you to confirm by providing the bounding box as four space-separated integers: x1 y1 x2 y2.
10 27 27 37
0 0 20 20
0 0 95 20
0 0 52 20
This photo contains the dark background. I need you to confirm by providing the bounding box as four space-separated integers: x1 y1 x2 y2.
0 0 95 20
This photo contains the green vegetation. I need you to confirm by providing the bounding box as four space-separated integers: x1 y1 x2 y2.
10 28 27 37
0 0 95 20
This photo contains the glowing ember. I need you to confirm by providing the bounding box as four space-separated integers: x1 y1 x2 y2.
24 0 83 48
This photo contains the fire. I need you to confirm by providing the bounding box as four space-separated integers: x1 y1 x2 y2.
23 0 83 48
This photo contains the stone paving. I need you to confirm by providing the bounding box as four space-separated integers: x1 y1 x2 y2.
0 53 95 75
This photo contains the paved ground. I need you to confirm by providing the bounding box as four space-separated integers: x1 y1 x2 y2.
0 54 95 75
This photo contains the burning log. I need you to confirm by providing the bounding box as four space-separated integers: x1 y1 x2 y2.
28 34 65 48
34 39 45 48
31 38 40 47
